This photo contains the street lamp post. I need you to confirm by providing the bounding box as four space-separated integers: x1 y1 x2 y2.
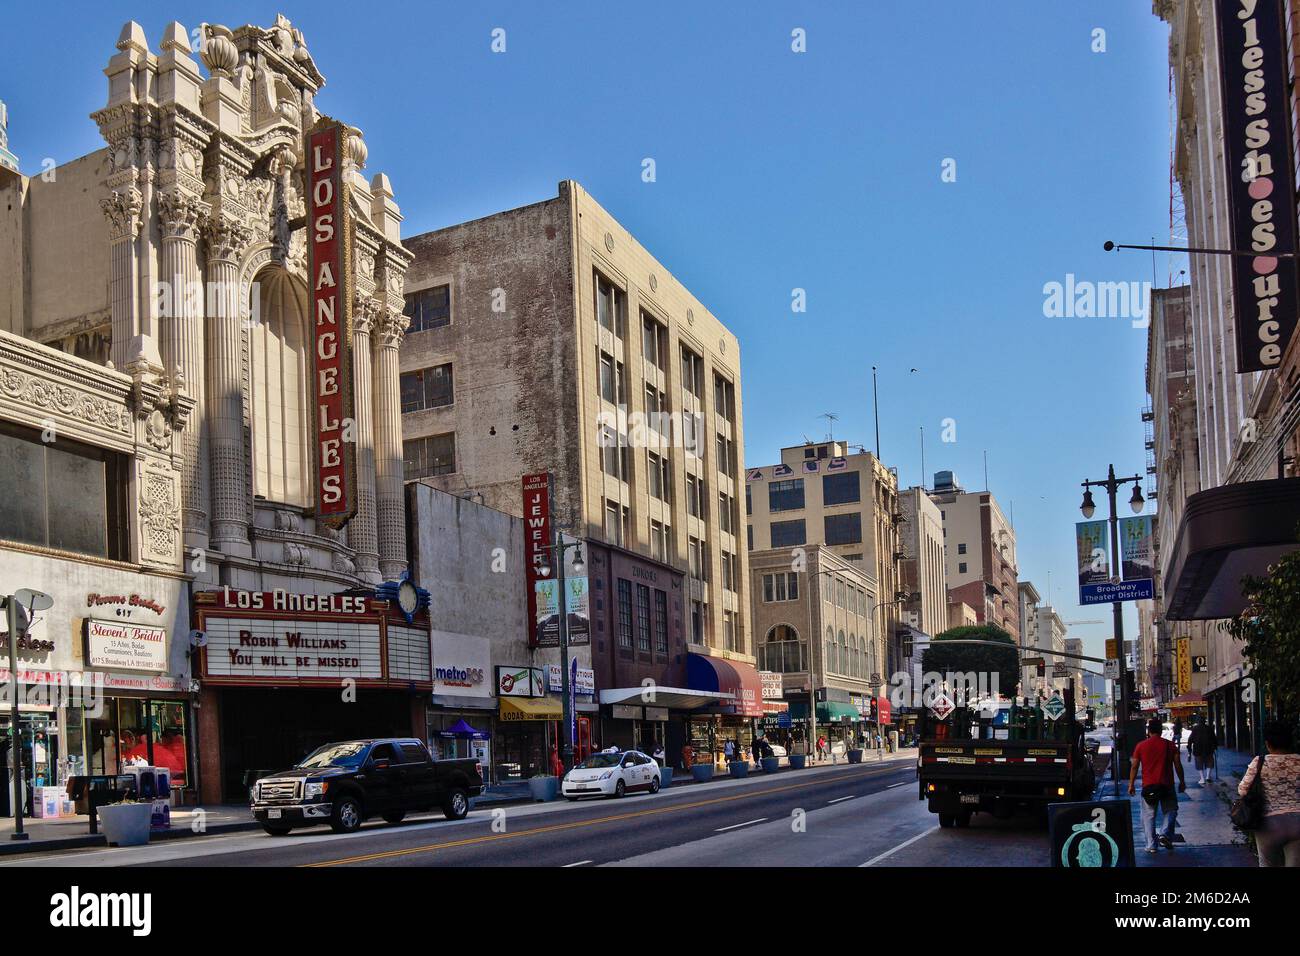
871 591 919 762
1080 464 1144 778
537 532 585 773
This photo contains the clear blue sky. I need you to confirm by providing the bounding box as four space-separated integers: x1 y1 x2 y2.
1 1 1172 664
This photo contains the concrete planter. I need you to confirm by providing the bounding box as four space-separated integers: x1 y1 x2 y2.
660 766 673 789
761 756 780 774
528 776 559 802
847 749 864 764
98 803 153 847
789 754 807 769
690 764 715 783
728 760 749 779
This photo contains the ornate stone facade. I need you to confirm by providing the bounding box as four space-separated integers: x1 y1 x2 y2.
74 15 411 590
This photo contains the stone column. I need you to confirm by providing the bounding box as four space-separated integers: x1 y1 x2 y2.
159 188 211 547
350 296 381 581
373 307 408 580
204 213 252 554
101 186 143 369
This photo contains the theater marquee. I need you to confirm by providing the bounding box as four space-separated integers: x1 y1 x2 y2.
1215 0 1300 372
307 117 357 525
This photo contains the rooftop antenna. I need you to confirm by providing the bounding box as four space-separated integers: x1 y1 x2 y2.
819 412 839 443
983 450 989 491
871 367 881 459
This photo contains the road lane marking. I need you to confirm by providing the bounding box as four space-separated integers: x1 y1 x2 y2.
563 860 593 867
886 782 908 789
859 826 939 867
827 795 857 804
714 818 767 832
303 764 909 867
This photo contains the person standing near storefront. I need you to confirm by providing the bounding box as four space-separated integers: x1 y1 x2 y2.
724 738 734 763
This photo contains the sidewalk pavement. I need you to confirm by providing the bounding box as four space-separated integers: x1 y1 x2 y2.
1101 744 1257 867
0 749 917 857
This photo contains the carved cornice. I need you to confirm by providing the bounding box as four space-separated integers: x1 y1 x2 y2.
101 186 144 241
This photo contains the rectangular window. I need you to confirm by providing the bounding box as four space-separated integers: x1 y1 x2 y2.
0 423 128 560
769 479 805 512
747 525 753 551
681 347 703 398
403 284 451 333
650 519 665 562
648 452 670 502
715 434 735 477
403 433 456 479
399 363 453 413
769 518 806 548
688 536 706 579
720 551 735 592
654 590 669 654
958 562 968 574
822 471 861 506
724 610 737 651
824 512 863 546
691 600 704 644
957 542 967 555
636 584 652 652
718 492 733 533
642 313 666 369
617 579 634 649
682 411 703 457
597 274 627 337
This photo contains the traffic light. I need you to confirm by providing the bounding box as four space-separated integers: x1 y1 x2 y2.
1037 661 1046 678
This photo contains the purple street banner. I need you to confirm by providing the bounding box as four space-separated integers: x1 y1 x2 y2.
1214 0 1299 371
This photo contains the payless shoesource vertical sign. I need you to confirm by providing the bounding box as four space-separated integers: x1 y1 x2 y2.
1215 0 1300 372
307 117 357 525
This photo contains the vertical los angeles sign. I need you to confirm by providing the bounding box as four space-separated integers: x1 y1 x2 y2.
307 118 357 526
1215 0 1300 372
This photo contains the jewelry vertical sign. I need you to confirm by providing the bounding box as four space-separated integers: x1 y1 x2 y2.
307 118 357 527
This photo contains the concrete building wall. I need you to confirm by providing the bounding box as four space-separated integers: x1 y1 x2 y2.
930 486 1019 642
899 485 947 638
401 181 748 664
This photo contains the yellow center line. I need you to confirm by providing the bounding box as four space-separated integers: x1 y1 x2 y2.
302 762 911 867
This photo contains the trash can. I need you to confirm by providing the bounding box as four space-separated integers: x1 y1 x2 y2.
789 754 807 769
728 760 749 779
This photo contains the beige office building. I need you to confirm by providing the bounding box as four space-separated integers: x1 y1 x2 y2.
748 545 879 749
929 475 1020 643
898 486 947 644
745 440 902 673
398 182 750 732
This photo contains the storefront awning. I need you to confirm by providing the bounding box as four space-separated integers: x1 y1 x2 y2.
687 654 764 717
1167 693 1206 709
1164 478 1300 620
498 697 562 721
599 686 732 711
817 702 860 722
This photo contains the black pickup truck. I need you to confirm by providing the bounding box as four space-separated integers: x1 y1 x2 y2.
250 738 483 835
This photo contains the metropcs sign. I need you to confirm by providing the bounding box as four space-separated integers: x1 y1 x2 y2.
307 117 357 526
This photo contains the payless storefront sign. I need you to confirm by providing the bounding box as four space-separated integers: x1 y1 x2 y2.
522 472 552 648
307 117 357 525
1215 0 1299 372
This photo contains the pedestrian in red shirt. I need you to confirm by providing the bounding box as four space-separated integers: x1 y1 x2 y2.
1129 718 1186 853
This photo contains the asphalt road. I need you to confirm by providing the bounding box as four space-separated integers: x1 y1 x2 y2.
7 758 929 868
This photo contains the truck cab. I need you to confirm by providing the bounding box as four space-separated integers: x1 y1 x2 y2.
250 738 483 835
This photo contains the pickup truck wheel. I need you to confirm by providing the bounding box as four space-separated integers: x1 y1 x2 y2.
938 812 956 829
382 811 405 825
442 788 469 820
262 825 292 837
330 795 363 833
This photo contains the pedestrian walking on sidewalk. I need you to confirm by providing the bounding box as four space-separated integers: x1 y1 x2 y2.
724 739 735 762
1173 719 1183 754
1239 721 1300 867
1187 717 1218 786
816 735 827 760
1129 717 1186 853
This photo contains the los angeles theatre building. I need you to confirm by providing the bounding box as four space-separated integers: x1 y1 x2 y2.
1 17 423 803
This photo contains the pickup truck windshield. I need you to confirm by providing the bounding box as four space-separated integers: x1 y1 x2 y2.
297 742 369 769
